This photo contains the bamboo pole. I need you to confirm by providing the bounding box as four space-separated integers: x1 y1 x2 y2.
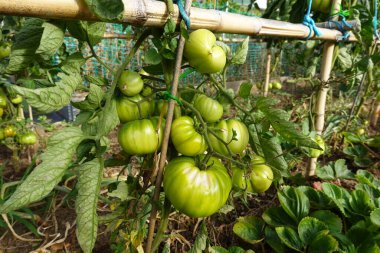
0 0 358 42
306 0 341 177
263 50 271 97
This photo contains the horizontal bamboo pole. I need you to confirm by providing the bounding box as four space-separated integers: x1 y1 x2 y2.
0 0 358 42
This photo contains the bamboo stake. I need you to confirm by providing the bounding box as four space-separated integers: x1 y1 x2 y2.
306 0 341 177
371 102 380 127
263 49 271 97
0 0 358 42
144 1 191 252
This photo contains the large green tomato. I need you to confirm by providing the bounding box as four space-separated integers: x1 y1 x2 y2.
170 116 207 156
309 135 325 158
184 29 226 74
208 119 249 156
163 156 232 217
10 95 23 105
17 132 37 145
311 0 331 13
3 125 16 138
0 43 11 59
118 70 144 97
0 94 7 108
118 117 165 155
116 94 155 123
232 156 273 193
271 81 282 90
193 94 223 123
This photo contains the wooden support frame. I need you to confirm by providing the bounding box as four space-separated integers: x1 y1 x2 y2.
0 0 358 42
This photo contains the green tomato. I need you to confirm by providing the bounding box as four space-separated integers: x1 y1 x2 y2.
10 94 23 104
193 94 223 123
0 108 3 118
0 128 5 140
356 128 365 136
309 135 325 158
272 81 282 90
170 116 207 156
118 70 144 97
0 94 7 108
141 86 153 97
116 94 155 123
311 0 331 13
232 156 273 193
268 82 273 90
208 119 249 156
163 156 232 217
184 29 226 74
3 125 17 138
17 131 37 145
0 43 11 59
118 117 165 155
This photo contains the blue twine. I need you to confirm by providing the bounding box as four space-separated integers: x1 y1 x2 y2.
328 14 352 41
174 0 191 29
374 0 379 39
303 0 322 39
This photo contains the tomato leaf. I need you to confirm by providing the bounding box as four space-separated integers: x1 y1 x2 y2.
231 37 249 65
67 21 106 45
76 158 103 253
298 217 328 245
72 84 104 111
96 98 120 137
144 48 162 65
275 226 304 252
83 0 124 21
36 21 65 61
233 216 265 244
189 222 208 253
260 136 289 178
0 127 84 213
238 82 253 99
278 186 310 223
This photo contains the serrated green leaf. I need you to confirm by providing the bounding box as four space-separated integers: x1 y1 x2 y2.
96 98 120 137
0 127 83 213
262 207 297 228
275 226 304 252
180 20 189 40
349 189 374 217
298 217 328 245
321 183 350 216
107 181 129 201
297 186 334 209
316 165 335 180
76 159 103 253
356 170 380 188
231 37 249 64
189 222 208 253
265 227 286 253
85 75 107 86
144 48 162 65
308 233 339 253
310 210 342 233
238 82 253 98
67 21 106 45
84 0 124 21
233 216 265 244
334 159 354 179
209 246 229 253
278 186 310 223
164 17 176 34
36 21 65 61
260 136 289 178
72 84 104 111
331 232 355 253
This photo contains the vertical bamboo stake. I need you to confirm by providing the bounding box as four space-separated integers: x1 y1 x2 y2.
306 0 341 177
371 101 380 126
263 50 271 97
145 1 191 252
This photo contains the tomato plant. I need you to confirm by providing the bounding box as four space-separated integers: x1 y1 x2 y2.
184 29 226 74
170 116 207 156
17 131 37 145
193 94 223 123
163 156 232 217
118 118 164 155
208 119 249 156
116 94 155 122
118 70 144 96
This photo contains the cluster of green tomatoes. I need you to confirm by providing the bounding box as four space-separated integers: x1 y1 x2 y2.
0 91 37 145
116 29 274 218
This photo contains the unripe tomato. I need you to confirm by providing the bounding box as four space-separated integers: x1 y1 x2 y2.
170 116 207 156
10 94 23 104
118 117 165 155
271 81 282 90
118 70 144 97
0 108 3 118
208 119 249 156
0 94 7 108
356 128 365 136
0 128 4 140
116 94 155 123
163 156 232 217
309 135 325 158
232 156 273 193
311 0 331 13
3 125 17 138
141 86 153 97
268 82 273 90
193 94 223 123
17 131 37 145
0 43 11 59
184 29 226 74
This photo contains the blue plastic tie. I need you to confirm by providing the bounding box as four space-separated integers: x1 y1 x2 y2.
328 14 352 41
174 0 191 29
303 0 322 39
374 0 379 39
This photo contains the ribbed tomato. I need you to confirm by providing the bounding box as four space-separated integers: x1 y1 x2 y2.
116 94 155 123
193 94 223 123
170 116 207 156
118 70 144 97
118 117 165 155
208 119 249 156
311 0 331 13
163 156 232 217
